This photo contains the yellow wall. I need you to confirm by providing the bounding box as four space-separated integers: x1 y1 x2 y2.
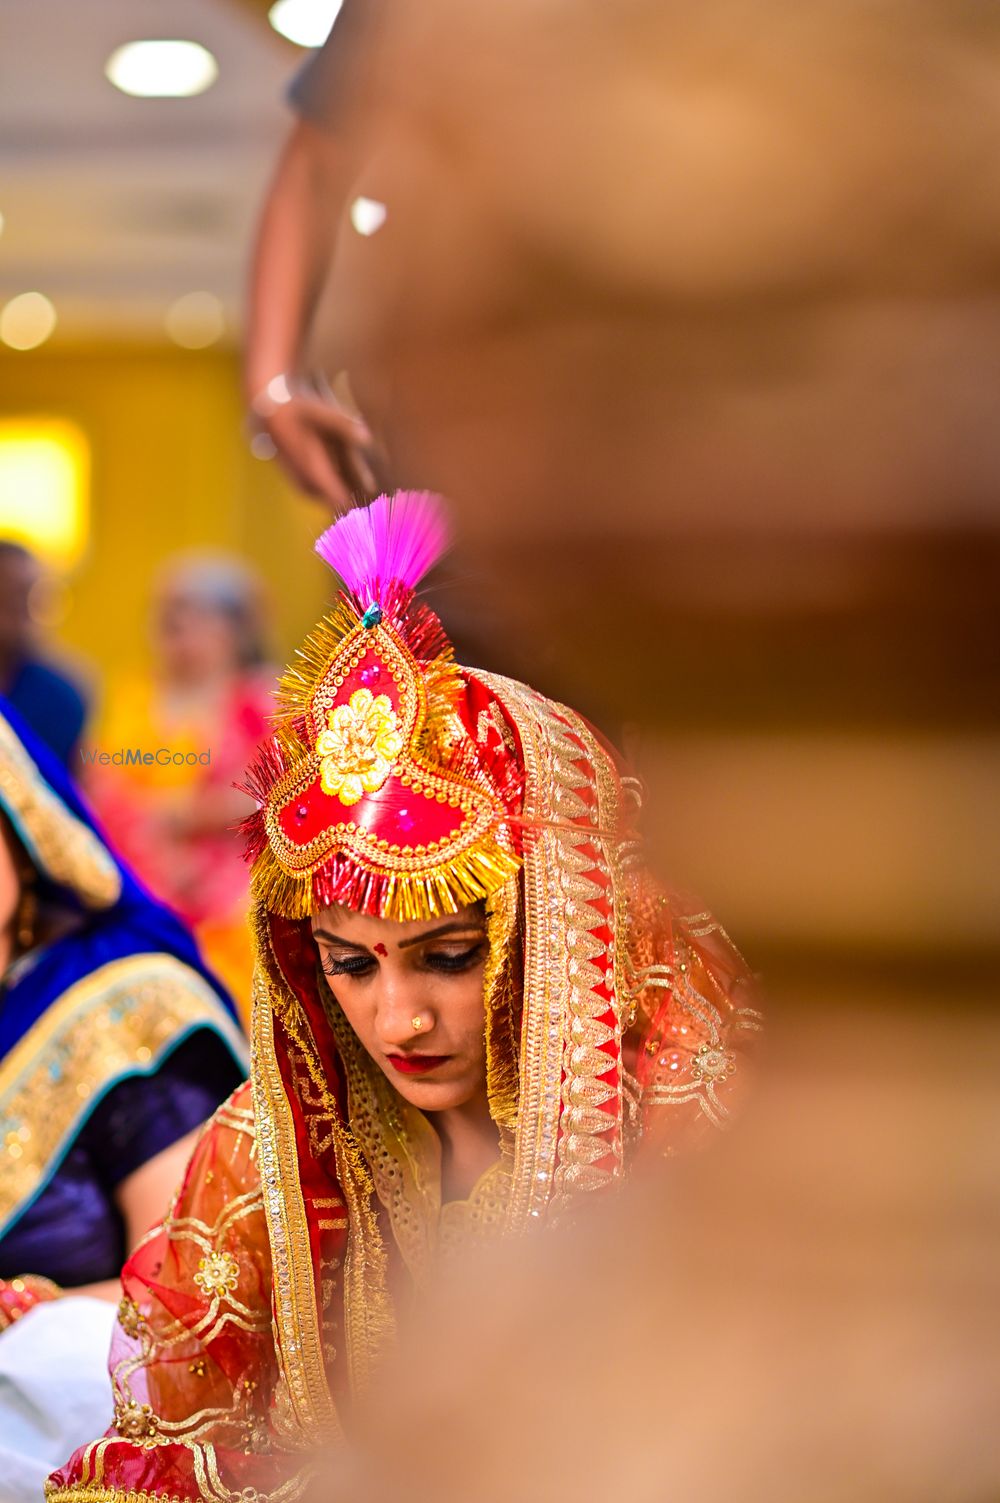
0 344 333 711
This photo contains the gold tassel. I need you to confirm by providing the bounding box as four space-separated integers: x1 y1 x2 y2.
249 847 314 920
378 839 522 923
416 650 463 749
254 828 521 925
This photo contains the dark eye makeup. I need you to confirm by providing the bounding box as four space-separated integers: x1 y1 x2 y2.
424 941 487 973
322 953 377 978
320 938 486 979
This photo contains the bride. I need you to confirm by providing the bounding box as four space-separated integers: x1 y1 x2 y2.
50 493 760 1502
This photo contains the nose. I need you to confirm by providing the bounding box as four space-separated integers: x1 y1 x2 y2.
373 971 435 1050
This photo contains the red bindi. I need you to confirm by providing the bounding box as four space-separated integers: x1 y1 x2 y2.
373 942 388 957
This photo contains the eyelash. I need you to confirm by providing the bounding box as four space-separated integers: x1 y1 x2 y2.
322 943 485 979
322 954 375 977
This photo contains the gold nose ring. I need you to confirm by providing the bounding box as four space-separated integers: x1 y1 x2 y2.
411 1016 423 1031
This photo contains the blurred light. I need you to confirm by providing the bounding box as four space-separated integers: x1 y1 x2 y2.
0 419 89 568
268 0 343 48
165 291 225 349
105 40 218 99
350 197 387 237
0 292 57 352
0 211 5 239
250 432 278 461
264 373 292 405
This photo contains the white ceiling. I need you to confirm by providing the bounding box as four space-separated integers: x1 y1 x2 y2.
0 0 299 341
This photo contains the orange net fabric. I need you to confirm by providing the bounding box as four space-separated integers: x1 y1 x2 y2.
626 872 763 1156
48 1085 313 1501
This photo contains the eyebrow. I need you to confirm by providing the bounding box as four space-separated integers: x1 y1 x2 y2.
311 921 486 951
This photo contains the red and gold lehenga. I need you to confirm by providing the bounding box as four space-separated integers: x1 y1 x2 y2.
49 494 762 1503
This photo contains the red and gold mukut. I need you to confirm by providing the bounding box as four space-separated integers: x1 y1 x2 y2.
241 492 522 922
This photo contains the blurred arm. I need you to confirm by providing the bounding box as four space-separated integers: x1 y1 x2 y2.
244 118 375 507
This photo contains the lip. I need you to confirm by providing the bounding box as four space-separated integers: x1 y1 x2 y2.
385 1053 450 1076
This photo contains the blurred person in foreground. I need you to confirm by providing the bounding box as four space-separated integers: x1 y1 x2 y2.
87 554 275 1015
325 1007 1000 1503
0 701 246 1498
50 492 761 1501
0 541 89 768
247 0 1000 538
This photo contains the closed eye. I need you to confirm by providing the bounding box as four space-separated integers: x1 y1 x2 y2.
322 952 375 978
423 942 487 974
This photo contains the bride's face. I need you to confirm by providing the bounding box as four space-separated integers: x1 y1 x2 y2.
310 903 490 1113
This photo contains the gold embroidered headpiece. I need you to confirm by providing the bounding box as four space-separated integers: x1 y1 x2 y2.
242 493 522 921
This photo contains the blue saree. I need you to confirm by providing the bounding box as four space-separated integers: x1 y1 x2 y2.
0 700 247 1285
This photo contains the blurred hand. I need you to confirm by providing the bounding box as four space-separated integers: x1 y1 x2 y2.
253 379 378 512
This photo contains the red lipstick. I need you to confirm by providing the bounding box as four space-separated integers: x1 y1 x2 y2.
386 1053 449 1076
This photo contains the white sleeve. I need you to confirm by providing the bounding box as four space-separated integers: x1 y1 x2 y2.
0 1296 116 1503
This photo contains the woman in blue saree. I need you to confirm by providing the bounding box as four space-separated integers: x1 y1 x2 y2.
0 699 247 1317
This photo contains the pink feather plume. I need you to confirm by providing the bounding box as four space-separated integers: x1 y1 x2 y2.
315 491 449 599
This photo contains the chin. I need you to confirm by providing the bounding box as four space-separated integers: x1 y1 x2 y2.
388 1074 479 1113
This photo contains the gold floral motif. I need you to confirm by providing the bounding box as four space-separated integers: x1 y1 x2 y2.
243 1418 271 1453
193 1250 240 1299
316 688 403 805
117 1295 143 1339
689 1041 737 1083
114 1399 159 1441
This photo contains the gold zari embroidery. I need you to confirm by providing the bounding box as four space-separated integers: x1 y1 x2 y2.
0 954 247 1233
0 710 120 908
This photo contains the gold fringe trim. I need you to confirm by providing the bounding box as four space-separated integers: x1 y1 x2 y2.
250 847 313 921
374 840 521 924
416 652 464 751
251 832 521 924
273 600 360 723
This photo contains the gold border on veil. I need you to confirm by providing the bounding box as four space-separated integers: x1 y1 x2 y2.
249 669 631 1428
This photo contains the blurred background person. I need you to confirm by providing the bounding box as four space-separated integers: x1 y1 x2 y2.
0 540 89 768
0 701 246 1498
86 554 275 1016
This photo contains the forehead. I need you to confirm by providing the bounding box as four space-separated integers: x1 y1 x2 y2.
310 903 483 946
